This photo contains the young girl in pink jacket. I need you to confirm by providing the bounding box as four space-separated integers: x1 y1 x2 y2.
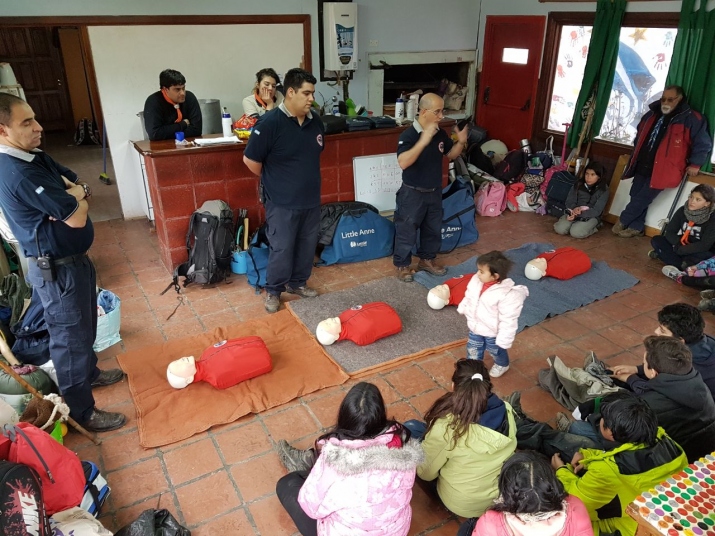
457 251 529 378
458 451 593 536
275 382 424 536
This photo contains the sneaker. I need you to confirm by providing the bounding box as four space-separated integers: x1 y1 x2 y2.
701 289 715 300
276 439 316 472
662 265 683 281
556 412 571 432
396 266 414 282
612 219 624 235
698 298 715 313
264 293 280 314
286 286 318 298
647 249 659 259
81 408 127 433
417 258 447 276
91 368 124 388
504 391 526 419
617 227 644 238
489 364 510 378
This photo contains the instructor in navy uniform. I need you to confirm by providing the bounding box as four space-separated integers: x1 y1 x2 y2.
0 93 126 432
243 68 324 314
393 93 468 282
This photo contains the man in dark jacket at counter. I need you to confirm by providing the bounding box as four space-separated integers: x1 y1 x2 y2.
615 85 712 238
143 69 202 141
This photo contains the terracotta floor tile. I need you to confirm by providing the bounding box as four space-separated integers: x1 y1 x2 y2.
100 428 155 472
121 311 159 335
520 388 568 423
230 452 287 501
101 272 139 290
262 405 321 442
161 318 206 340
93 380 132 409
107 458 169 508
189 296 232 315
489 367 537 398
200 310 241 331
163 438 224 486
514 325 565 352
215 421 273 465
622 314 658 337
569 308 618 330
600 323 647 350
118 297 152 316
409 388 448 417
304 390 345 427
541 315 592 341
417 353 459 388
385 365 439 398
192 509 256 536
248 495 299 536
387 401 421 423
113 491 177 530
175 472 242 527
407 484 452 535
570 332 625 359
421 521 464 536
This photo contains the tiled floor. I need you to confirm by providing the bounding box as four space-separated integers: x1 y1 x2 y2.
70 213 712 535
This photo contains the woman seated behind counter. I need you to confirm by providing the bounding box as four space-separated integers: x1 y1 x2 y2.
242 68 284 117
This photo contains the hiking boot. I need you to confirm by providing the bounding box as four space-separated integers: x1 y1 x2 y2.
276 439 316 472
612 219 623 235
417 258 447 276
662 265 683 282
265 293 280 314
396 266 414 282
647 249 659 259
504 391 526 419
81 408 127 433
91 368 124 388
287 286 318 298
617 227 644 238
556 412 571 432
698 298 715 313
701 289 715 300
489 364 509 378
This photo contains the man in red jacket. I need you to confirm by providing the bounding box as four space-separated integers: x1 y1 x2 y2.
615 85 712 238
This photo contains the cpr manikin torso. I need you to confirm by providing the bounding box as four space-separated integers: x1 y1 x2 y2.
166 336 272 389
427 274 475 310
524 247 592 281
315 302 402 346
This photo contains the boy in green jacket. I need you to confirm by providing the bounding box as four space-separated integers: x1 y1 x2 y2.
552 393 688 536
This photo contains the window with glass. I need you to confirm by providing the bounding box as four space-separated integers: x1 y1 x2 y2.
548 25 677 145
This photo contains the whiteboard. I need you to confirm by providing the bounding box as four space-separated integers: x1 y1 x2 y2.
353 153 403 212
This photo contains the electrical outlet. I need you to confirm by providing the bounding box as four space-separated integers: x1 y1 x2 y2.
369 39 378 47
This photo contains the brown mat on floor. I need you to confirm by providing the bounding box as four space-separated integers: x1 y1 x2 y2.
117 310 349 448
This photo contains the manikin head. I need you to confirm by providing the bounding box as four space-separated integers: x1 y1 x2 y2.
427 284 451 310
316 317 342 346
525 257 548 281
167 356 197 389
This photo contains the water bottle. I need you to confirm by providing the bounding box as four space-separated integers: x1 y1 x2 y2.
406 94 418 121
222 107 233 137
395 97 405 124
332 96 340 116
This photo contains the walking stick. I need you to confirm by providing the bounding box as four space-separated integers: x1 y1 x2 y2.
0 340 101 445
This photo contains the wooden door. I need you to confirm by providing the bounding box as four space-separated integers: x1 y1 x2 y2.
477 16 546 150
0 27 73 131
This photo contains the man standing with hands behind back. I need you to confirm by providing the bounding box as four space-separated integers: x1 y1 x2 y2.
0 93 126 432
243 68 324 314
393 93 468 282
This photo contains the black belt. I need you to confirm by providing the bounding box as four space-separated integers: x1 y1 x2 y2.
30 252 88 267
402 183 437 193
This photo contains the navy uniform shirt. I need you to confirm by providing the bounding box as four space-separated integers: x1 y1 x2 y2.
0 146 93 258
397 121 453 189
244 103 325 209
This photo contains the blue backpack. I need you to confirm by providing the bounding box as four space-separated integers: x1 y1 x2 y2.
246 224 270 292
439 178 479 252
319 208 394 266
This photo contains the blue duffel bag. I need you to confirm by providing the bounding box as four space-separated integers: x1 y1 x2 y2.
319 208 395 266
439 178 479 252
246 224 270 292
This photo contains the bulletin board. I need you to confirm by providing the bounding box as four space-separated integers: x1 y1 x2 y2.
353 153 403 212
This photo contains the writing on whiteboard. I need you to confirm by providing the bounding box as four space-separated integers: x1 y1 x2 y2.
353 153 403 212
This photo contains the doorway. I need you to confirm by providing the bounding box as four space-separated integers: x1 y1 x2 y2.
0 25 123 222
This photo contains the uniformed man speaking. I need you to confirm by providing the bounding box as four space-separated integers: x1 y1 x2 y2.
0 93 126 433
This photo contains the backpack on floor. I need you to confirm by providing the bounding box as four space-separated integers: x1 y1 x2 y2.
79 461 110 517
173 200 235 287
475 180 507 217
246 223 270 292
541 123 571 201
545 171 578 218
318 206 394 266
493 150 528 184
0 460 52 535
73 118 101 146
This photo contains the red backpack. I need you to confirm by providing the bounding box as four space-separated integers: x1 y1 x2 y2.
0 423 85 516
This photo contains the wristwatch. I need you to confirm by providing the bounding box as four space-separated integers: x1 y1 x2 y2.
81 183 91 199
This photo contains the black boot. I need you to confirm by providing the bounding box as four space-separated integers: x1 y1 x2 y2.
82 408 127 432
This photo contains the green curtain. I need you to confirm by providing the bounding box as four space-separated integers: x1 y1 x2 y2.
666 0 715 171
567 0 627 148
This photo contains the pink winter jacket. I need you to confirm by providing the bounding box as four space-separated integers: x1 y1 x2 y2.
473 496 594 536
457 277 529 349
297 432 424 536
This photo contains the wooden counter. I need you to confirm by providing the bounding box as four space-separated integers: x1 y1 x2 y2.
133 121 455 271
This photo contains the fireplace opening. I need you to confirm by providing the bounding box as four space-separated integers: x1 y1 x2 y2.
382 62 470 108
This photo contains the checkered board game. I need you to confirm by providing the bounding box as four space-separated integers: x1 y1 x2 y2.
631 454 715 535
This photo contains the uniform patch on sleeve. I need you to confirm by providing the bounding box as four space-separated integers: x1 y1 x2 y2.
35 186 44 194
254 129 261 135
398 141 403 145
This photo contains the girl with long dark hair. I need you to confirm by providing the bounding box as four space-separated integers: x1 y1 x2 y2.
553 162 609 239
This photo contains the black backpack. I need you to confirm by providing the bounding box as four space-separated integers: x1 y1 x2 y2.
173 200 235 287
0 460 52 535
493 150 528 184
545 171 578 217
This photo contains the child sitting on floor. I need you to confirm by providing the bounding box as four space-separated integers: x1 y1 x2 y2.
404 359 517 519
457 451 593 536
553 161 609 239
275 382 423 536
457 250 529 378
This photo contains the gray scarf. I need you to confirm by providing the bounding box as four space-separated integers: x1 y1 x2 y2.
684 204 715 225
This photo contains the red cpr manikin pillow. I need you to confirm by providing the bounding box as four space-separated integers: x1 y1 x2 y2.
194 336 272 389
338 302 402 346
444 274 476 305
538 247 591 280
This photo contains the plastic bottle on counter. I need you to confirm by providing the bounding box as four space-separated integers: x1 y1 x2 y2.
332 96 340 116
175 131 189 146
222 107 233 137
395 96 405 124
406 94 418 121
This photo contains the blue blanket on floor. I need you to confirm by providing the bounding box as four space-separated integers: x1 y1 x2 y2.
413 242 640 332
